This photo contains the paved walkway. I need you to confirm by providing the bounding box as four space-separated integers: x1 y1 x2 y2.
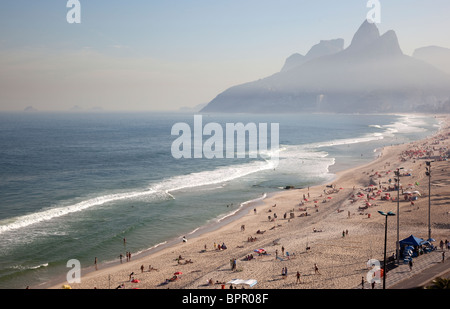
360 250 449 289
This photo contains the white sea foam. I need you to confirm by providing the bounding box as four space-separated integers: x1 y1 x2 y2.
217 192 267 223
308 133 385 149
10 263 48 271
0 159 275 234
0 189 159 234
384 115 428 134
128 241 168 258
151 160 274 195
276 146 335 179
304 114 429 150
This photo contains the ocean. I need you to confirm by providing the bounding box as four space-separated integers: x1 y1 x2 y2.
0 112 440 289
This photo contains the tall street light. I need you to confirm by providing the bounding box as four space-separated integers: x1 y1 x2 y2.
394 167 403 265
378 210 396 290
425 161 434 241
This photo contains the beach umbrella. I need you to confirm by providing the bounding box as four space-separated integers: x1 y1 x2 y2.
174 271 182 275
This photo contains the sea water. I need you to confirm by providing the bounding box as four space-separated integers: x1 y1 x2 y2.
0 112 440 288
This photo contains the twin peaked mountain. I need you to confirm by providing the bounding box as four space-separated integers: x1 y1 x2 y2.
201 20 450 114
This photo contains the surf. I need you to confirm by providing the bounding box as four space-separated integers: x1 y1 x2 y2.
0 158 275 234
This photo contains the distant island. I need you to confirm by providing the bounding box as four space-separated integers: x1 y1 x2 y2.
178 103 208 113
21 106 106 112
23 106 38 112
201 20 450 114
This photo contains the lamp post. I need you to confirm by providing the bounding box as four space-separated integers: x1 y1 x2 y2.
394 167 403 265
378 210 396 290
425 161 434 241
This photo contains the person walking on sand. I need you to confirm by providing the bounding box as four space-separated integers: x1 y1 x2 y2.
361 276 365 289
94 257 98 270
409 259 413 271
314 263 321 275
442 251 446 263
296 271 301 284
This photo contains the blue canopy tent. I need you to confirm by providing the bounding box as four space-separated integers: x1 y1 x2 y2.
399 235 426 246
400 235 427 260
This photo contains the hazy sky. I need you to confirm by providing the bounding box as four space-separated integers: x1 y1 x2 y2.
1 0 449 112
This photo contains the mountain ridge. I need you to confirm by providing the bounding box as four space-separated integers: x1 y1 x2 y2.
201 20 450 114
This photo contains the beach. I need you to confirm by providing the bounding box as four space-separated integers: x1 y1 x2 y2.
48 115 450 290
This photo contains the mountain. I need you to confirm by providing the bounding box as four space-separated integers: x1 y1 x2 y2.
413 46 450 75
201 20 450 114
281 38 344 72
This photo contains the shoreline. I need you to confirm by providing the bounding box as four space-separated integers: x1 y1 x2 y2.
46 114 449 289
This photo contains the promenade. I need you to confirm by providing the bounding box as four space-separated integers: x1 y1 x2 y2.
360 250 449 289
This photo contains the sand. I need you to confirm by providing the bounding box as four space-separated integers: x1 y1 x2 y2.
49 115 450 290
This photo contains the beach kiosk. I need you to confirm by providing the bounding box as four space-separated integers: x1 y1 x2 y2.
399 235 426 261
